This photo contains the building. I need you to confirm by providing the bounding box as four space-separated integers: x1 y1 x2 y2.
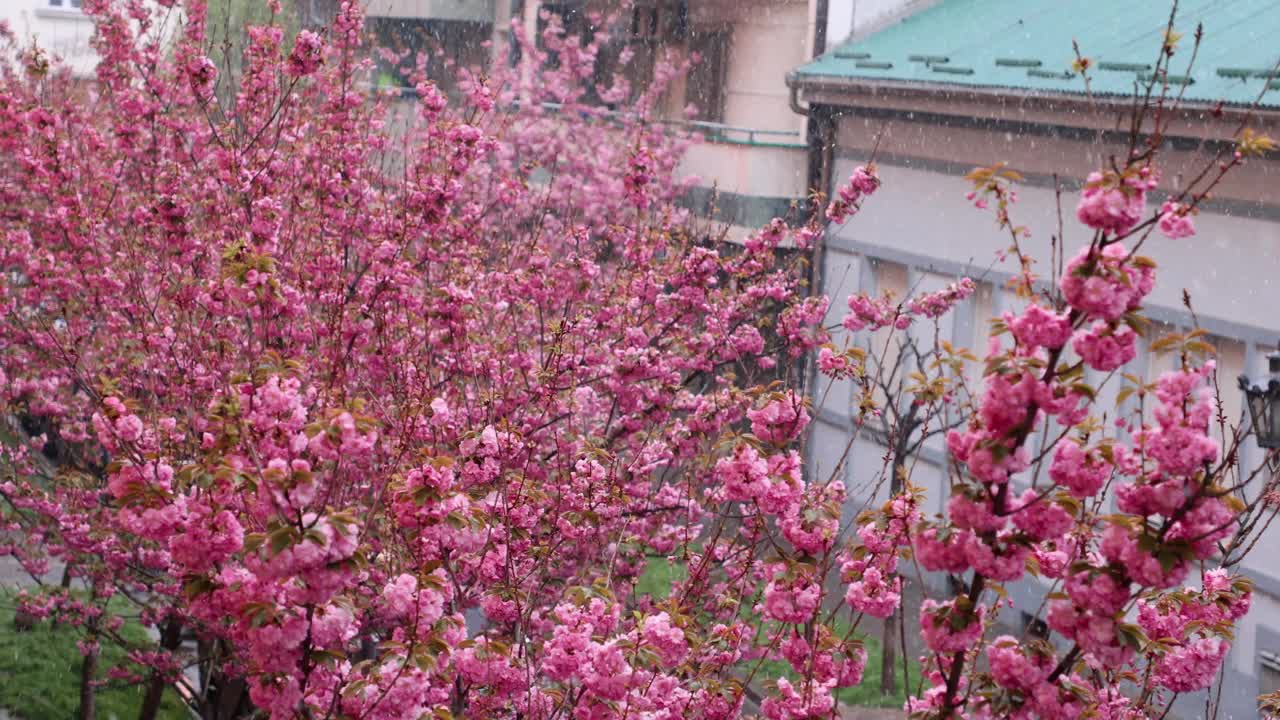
0 0 858 240
351 0 946 239
1 0 100 77
372 0 831 236
790 1 1280 717
365 0 889 236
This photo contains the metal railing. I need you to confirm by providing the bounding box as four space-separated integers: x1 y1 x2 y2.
680 119 804 148
537 101 805 148
372 83 806 149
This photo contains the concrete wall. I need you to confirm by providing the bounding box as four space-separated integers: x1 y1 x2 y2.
364 0 496 22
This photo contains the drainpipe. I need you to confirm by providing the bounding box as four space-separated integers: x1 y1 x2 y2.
787 70 838 484
810 107 835 204
786 74 836 230
813 0 830 56
492 0 514 67
519 0 540 103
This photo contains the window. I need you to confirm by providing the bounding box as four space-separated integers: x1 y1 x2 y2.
534 0 722 122
685 28 729 122
1260 651 1280 701
629 2 686 43
1021 611 1050 640
626 1 688 104
366 17 490 94
46 0 84 9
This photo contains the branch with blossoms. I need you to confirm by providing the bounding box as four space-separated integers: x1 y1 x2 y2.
833 15 1279 719
755 5 1280 720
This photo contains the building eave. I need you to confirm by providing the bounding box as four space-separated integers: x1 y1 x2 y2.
787 71 1280 139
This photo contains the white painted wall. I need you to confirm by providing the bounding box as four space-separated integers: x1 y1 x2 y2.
837 162 1280 334
825 0 931 47
1 0 100 77
817 153 1280 719
364 0 496 22
2 0 185 78
678 142 807 197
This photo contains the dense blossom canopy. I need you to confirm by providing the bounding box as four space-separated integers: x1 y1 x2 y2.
0 2 1276 720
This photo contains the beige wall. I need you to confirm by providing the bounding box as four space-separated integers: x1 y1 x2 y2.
680 0 818 230
704 0 811 134
364 0 496 22
645 1 821 236
678 141 807 197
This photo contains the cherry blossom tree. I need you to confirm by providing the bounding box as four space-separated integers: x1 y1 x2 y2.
0 2 1277 720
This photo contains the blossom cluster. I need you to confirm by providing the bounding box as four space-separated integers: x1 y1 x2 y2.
852 141 1258 716
841 278 976 334
825 164 880 224
1076 166 1156 236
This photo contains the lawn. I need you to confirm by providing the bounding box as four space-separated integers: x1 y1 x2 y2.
634 558 917 709
0 592 189 720
747 631 915 709
0 556 914 719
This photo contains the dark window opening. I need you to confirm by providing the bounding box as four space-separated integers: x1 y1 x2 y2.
1021 611 1050 640
367 17 491 94
685 27 729 123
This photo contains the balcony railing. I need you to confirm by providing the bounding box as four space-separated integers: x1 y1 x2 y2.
374 82 805 149
680 119 804 149
536 101 805 148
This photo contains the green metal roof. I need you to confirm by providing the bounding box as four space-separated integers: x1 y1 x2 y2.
796 0 1280 108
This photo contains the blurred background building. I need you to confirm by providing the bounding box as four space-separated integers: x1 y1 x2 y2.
323 0 855 235
1 0 99 77
0 0 896 231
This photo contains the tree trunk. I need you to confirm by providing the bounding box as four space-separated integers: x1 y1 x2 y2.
46 562 74 630
881 441 909 695
198 636 212 714
137 619 184 720
880 609 897 695
214 677 250 720
200 640 254 720
78 581 100 720
78 638 99 720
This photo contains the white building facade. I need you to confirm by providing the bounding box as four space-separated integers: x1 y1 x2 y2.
793 2 1280 716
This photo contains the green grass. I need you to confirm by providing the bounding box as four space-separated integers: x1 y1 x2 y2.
633 558 689 600
834 634 916 708
750 633 916 709
634 559 918 709
0 593 189 720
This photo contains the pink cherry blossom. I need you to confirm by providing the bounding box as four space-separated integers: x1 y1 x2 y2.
1157 199 1196 239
